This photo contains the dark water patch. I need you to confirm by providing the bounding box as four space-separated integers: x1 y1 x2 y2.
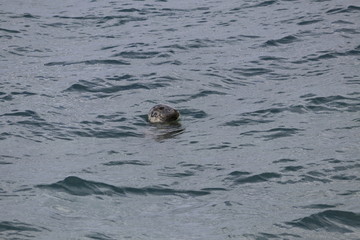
331 174 358 181
0 161 12 165
150 59 182 66
335 28 359 34
297 19 323 25
103 160 150 166
147 123 185 142
64 80 168 94
0 28 21 34
186 39 214 49
100 45 120 50
1 110 52 132
96 113 127 122
9 13 39 19
226 171 281 185
326 5 360 15
178 109 207 119
286 210 360 233
160 44 188 50
296 46 360 64
53 14 147 26
281 166 304 172
300 204 339 209
273 158 297 163
262 35 299 47
117 8 141 13
158 170 195 178
10 91 37 97
332 20 354 25
105 74 135 81
190 90 227 100
241 128 302 141
231 67 273 77
243 232 301 240
69 128 141 139
0 220 48 232
37 176 210 197
298 174 331 183
338 190 360 196
2 110 40 118
85 232 115 240
259 56 288 61
80 120 104 126
201 72 250 87
224 118 273 126
304 95 360 113
243 0 278 9
112 51 163 59
45 59 130 66
177 162 206 172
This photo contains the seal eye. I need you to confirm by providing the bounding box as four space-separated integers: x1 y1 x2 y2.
159 107 164 110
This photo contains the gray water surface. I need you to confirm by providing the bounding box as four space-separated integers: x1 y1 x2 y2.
1 0 360 239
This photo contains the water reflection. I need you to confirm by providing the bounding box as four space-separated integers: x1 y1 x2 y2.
148 122 185 141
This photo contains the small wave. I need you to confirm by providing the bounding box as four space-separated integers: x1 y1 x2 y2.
281 165 304 172
103 160 150 166
0 28 21 34
262 35 299 47
286 210 360 233
273 158 297 163
68 129 141 138
225 171 281 185
190 90 227 100
169 90 226 103
240 127 302 141
300 204 339 209
177 109 207 119
224 118 273 126
186 38 214 49
105 74 135 81
2 110 40 118
326 5 360 15
231 67 273 77
0 220 49 232
304 95 360 113
64 79 168 95
158 170 195 178
9 13 39 19
297 19 323 26
293 45 360 64
240 0 277 9
111 51 164 59
37 176 210 197
44 59 130 66
85 232 115 240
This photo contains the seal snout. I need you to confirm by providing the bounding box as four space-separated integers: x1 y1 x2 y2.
148 104 180 123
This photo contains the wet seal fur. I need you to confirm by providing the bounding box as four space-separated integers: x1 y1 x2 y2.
148 104 180 123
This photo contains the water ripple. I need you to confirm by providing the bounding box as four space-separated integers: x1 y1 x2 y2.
286 210 360 233
262 35 299 47
45 59 130 66
0 220 49 232
225 171 282 185
37 176 211 197
64 79 168 95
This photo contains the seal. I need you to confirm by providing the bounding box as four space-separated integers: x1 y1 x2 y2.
148 104 180 123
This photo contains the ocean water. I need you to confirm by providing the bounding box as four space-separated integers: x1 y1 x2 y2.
1 0 360 239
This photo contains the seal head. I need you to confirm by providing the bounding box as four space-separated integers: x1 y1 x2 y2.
148 104 180 123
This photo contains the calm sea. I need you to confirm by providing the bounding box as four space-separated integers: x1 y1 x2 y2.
1 0 360 239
